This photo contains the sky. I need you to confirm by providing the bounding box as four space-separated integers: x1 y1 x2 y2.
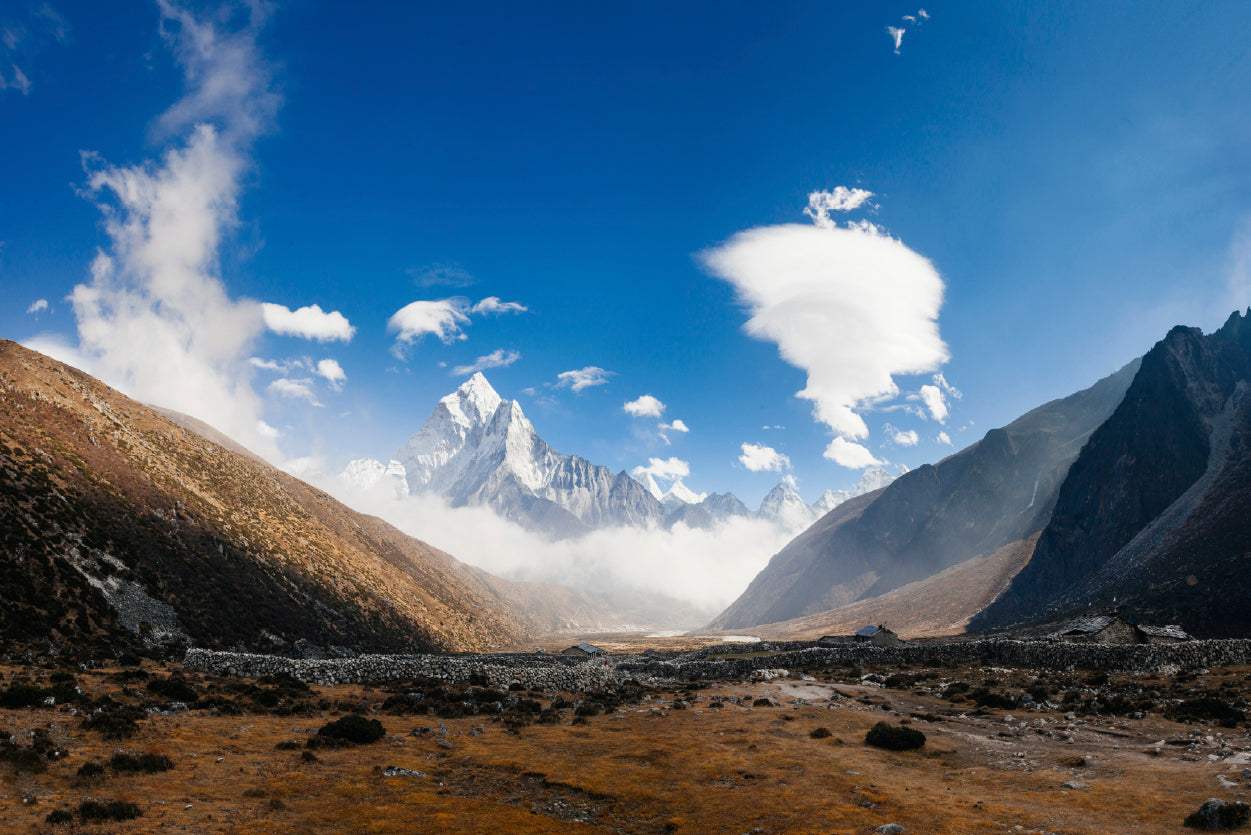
5 0 1251 511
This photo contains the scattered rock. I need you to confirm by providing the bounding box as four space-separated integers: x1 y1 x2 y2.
1061 781 1089 790
875 825 906 834
382 766 425 777
1184 798 1251 830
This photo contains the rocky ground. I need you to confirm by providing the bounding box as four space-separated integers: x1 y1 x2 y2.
2 651 1250 833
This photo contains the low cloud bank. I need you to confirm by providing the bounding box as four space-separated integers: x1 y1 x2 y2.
317 475 794 618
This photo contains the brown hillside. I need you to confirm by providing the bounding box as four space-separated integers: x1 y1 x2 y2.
739 535 1037 641
0 339 536 655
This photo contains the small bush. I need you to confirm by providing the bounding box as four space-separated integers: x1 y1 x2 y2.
300 750 319 763
809 727 832 739
77 799 142 821
146 675 198 703
969 687 1016 710
76 761 106 778
45 808 75 825
865 721 926 751
752 698 774 708
83 708 145 739
0 684 50 709
574 704 600 717
110 752 173 773
275 740 302 751
315 714 385 745
1169 698 1245 728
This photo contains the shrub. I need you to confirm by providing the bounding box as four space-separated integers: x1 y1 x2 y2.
110 752 173 773
0 684 50 709
809 727 833 739
275 740 303 751
76 761 106 778
752 698 774 708
865 722 926 751
83 707 145 739
146 675 198 703
300 750 319 763
45 808 75 825
315 714 385 745
969 687 1016 710
77 799 142 821
1169 697 1245 728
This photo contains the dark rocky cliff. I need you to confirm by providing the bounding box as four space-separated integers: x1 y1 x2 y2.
974 310 1251 635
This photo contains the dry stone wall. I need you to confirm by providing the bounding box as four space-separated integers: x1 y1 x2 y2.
184 639 1251 690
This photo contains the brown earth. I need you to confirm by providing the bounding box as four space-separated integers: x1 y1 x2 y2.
2 656 1248 833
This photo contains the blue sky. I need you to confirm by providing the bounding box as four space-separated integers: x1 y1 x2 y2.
5 0 1251 507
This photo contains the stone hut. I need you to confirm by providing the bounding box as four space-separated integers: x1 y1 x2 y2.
1135 624 1191 644
1054 614 1138 644
561 642 607 658
852 624 903 647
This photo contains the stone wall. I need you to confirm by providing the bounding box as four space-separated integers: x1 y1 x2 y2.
184 638 1251 690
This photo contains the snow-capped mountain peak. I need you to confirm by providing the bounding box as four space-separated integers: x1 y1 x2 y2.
443 372 503 428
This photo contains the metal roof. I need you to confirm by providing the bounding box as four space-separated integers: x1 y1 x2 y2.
1055 615 1116 635
573 642 605 654
855 625 882 638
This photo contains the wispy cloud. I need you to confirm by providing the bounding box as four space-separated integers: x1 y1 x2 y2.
388 296 528 357
261 302 355 342
268 377 321 406
623 394 665 418
66 0 281 459
660 419 689 433
887 26 905 54
388 299 471 352
471 296 527 315
452 348 520 376
884 423 919 447
406 263 474 289
704 192 949 470
738 442 791 473
804 187 874 229
937 431 952 446
0 64 30 95
1 2 71 96
26 298 48 314
555 366 612 392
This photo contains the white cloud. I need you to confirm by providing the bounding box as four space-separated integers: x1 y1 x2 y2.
66 2 281 460
555 366 612 392
0 64 30 95
267 377 321 406
918 383 948 422
660 419 689 433
886 425 919 446
315 358 346 388
919 9 930 19
256 420 281 439
261 302 355 342
631 456 690 482
388 299 470 353
624 394 665 418
26 298 48 314
824 437 884 469
324 476 792 615
887 26 905 54
452 348 520 376
703 208 949 458
407 263 474 288
804 187 874 229
937 431 952 446
471 296 527 315
738 442 791 473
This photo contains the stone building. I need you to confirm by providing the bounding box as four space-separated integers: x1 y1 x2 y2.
561 642 607 658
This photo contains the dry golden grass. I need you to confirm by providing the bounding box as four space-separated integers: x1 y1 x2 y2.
2 659 1246 833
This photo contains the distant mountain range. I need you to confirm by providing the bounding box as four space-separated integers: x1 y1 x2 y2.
712 310 1251 640
340 373 903 538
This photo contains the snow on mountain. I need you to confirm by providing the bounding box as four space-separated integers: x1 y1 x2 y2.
389 374 664 535
634 470 666 501
758 481 816 531
807 464 909 520
699 492 754 522
811 488 851 517
659 480 708 512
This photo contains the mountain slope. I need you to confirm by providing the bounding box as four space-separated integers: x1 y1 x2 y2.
974 310 1251 635
710 358 1140 630
0 340 537 656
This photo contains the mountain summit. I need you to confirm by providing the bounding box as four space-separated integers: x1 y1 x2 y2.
388 375 664 536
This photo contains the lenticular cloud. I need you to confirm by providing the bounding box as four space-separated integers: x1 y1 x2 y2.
703 221 948 467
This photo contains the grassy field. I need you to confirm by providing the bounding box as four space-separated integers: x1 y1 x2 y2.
1 656 1247 833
